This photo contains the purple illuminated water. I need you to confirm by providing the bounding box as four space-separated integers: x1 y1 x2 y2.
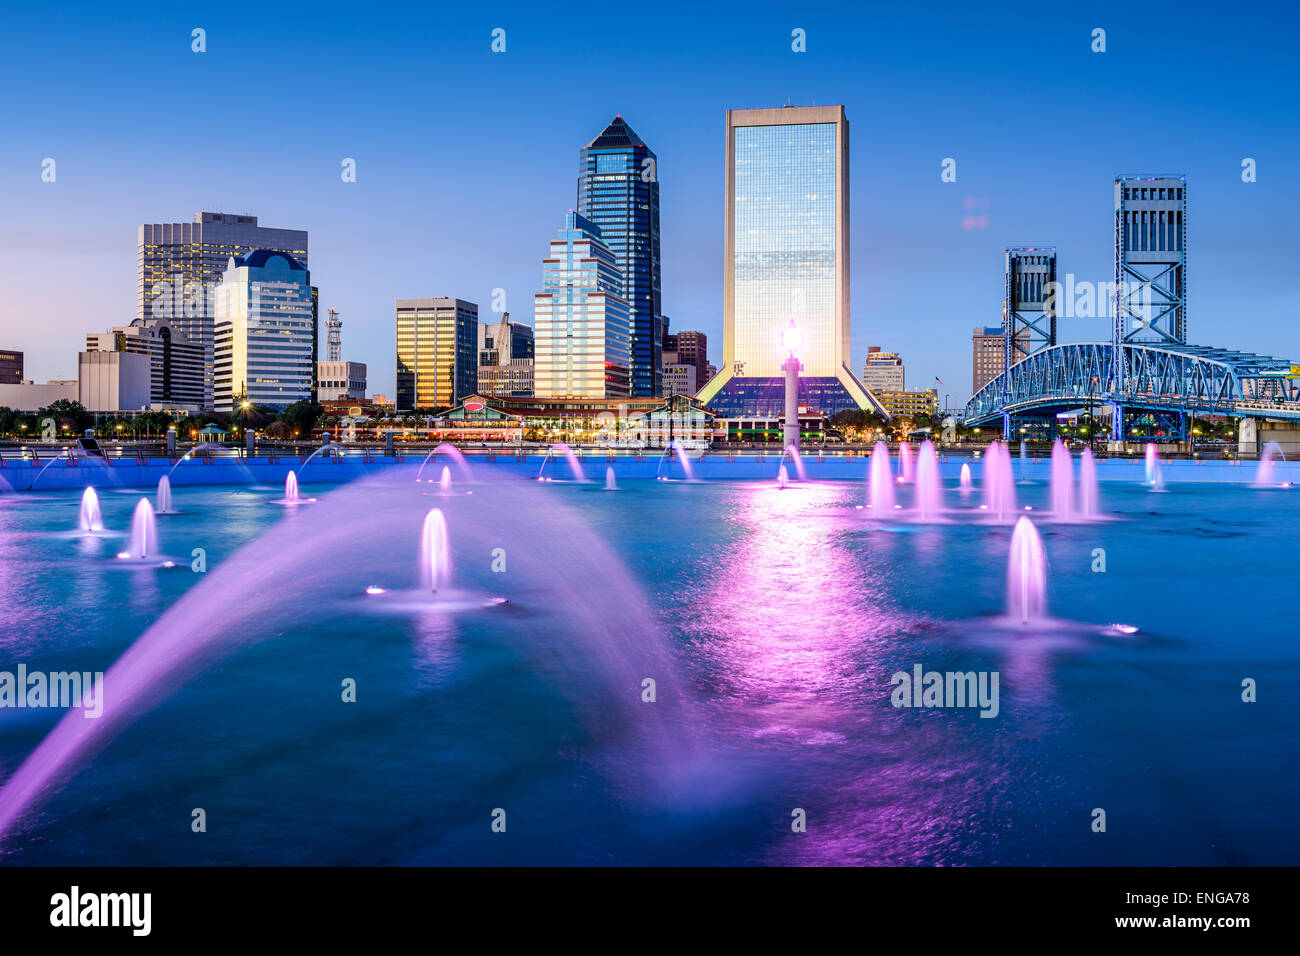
439 466 451 494
285 471 300 502
981 442 1017 519
782 446 806 481
1006 516 1047 623
539 443 587 482
672 440 698 482
1050 440 1074 518
78 487 103 533
420 508 451 592
1144 443 1165 489
868 442 895 512
959 463 972 492
121 499 158 561
605 466 617 490
1254 441 1288 487
156 475 174 514
777 465 789 489
1079 448 1100 516
897 443 914 482
914 440 943 519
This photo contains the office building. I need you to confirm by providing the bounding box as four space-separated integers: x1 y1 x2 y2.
972 326 1007 394
534 212 631 398
395 297 478 411
85 316 204 408
662 327 709 387
662 363 698 397
0 349 22 385
138 211 308 406
876 388 939 419
78 350 152 412
696 105 883 417
578 116 662 397
862 348 905 393
477 359 535 398
317 361 367 402
212 250 315 412
478 313 534 365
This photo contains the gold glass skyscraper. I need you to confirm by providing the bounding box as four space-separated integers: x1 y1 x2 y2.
696 105 883 417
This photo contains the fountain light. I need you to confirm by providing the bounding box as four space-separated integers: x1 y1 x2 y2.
365 586 386 595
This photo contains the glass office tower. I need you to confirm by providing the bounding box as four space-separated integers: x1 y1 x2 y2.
212 251 315 412
395 298 478 412
534 212 631 398
577 116 661 397
696 106 884 417
138 211 309 407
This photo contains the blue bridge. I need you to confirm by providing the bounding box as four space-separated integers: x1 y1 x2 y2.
965 341 1300 438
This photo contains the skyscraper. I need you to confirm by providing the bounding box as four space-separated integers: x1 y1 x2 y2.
395 298 478 412
138 212 309 407
862 347 904 393
696 105 884 417
85 317 205 408
212 251 315 412
577 116 661 397
534 212 630 398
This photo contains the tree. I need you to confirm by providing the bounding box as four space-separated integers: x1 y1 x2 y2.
278 400 324 438
38 399 93 435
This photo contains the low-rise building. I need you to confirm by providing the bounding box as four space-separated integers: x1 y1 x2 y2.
876 388 939 419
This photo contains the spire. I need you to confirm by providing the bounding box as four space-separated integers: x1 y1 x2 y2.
584 116 646 150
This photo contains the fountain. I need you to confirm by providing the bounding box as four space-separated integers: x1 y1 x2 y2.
415 444 474 484
959 463 973 492
981 442 1017 520
1019 440 1028 481
868 442 895 513
914 440 943 520
537 443 587 482
156 475 174 514
897 442 913 482
119 499 158 562
605 467 617 491
1049 440 1074 518
439 466 451 494
777 465 789 489
1254 441 1290 487
285 471 301 502
779 445 806 482
420 508 452 592
78 487 103 533
1143 443 1165 490
1079 447 1100 517
165 442 226 478
1006 516 1047 624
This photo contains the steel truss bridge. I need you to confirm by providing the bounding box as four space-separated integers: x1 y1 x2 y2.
964 341 1300 437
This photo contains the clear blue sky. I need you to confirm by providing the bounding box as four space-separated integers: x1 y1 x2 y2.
1 0 1296 403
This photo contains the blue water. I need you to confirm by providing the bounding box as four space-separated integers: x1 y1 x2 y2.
0 473 1296 865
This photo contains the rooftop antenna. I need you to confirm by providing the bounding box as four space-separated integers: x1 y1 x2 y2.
326 309 342 362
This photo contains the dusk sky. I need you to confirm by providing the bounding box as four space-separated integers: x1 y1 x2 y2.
2 0 1296 403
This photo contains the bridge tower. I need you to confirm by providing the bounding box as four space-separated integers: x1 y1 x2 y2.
1112 176 1188 438
1001 247 1057 438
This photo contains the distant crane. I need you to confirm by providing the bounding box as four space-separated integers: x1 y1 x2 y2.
326 309 342 362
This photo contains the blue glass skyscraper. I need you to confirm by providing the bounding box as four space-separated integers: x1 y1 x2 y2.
577 116 662 397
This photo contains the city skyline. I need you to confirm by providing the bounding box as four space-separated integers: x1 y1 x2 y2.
2 1 1296 404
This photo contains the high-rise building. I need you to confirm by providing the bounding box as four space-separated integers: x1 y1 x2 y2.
317 361 367 402
477 313 534 366
662 363 698 397
212 251 315 412
0 349 23 384
862 347 904 393
663 327 709 386
78 350 152 413
577 116 662 397
972 326 1007 395
534 212 631 399
138 212 308 407
395 297 478 412
696 105 884 417
85 316 204 408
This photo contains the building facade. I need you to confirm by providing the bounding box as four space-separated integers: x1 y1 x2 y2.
862 347 905 393
663 327 709 386
876 388 939 419
477 313 534 366
577 116 662 397
696 105 883 418
662 362 698 397
0 349 22 385
317 361 367 402
212 251 316 412
85 316 204 409
534 212 631 399
971 326 1007 395
477 359 534 398
395 297 478 412
138 211 308 407
78 350 152 412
